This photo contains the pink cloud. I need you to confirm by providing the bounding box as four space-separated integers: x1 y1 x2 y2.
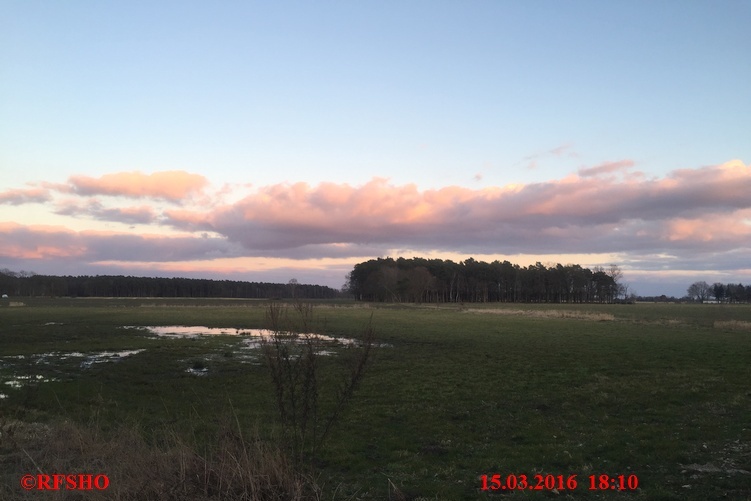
0 223 88 259
0 222 233 262
665 210 751 243
68 170 208 201
155 160 751 257
163 208 211 229
0 187 51 205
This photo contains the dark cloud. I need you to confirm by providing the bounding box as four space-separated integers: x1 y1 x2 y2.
54 200 158 225
0 223 242 263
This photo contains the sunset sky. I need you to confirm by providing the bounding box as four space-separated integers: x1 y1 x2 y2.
2 1 750 297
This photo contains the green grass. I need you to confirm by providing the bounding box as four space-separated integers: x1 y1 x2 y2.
1 299 750 499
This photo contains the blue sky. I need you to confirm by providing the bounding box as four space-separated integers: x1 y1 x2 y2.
2 1 750 296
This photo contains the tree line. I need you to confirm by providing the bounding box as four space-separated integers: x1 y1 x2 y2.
0 269 339 299
344 257 625 303
686 281 751 303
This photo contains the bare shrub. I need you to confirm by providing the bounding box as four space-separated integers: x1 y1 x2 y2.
261 302 375 463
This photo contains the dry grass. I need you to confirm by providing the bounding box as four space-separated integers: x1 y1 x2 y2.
463 308 616 321
714 320 751 331
0 418 320 501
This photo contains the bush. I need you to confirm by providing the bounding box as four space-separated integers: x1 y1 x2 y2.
261 302 375 463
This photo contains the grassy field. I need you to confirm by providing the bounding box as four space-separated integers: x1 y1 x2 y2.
1 298 750 499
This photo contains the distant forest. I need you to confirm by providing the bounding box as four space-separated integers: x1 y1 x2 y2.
685 281 751 303
345 257 625 303
0 269 338 299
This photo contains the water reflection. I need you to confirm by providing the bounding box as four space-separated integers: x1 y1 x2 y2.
131 326 356 347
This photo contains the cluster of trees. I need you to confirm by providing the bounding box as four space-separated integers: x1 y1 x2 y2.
686 281 751 303
0 270 339 299
345 257 625 303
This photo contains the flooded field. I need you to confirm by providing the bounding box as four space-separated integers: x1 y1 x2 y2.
126 325 358 347
0 322 380 394
0 349 145 393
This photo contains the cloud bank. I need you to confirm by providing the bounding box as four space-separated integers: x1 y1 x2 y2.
1 160 750 294
160 160 751 256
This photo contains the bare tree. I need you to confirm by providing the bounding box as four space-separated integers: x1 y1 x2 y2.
687 281 711 302
288 278 298 299
608 264 624 300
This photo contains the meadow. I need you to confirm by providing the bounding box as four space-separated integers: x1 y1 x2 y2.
1 298 750 500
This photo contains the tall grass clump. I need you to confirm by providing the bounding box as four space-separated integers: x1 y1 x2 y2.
0 414 321 501
261 302 375 463
714 319 751 331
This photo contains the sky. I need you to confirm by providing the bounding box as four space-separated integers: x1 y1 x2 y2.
1 0 750 297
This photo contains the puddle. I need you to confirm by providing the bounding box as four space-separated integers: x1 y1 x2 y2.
128 326 359 346
0 350 145 391
33 352 86 362
185 367 208 376
20 350 145 369
79 350 145 369
127 326 391 354
140 326 253 337
4 374 58 388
